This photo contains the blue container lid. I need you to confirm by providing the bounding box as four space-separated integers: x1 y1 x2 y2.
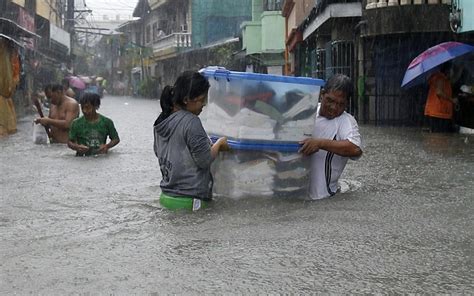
210 135 302 153
200 66 325 87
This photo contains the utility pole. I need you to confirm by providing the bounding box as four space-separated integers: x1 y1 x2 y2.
141 2 147 80
111 37 114 94
66 0 75 72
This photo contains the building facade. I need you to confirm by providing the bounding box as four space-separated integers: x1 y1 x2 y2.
128 0 252 92
241 0 286 74
0 0 71 117
361 0 473 125
281 0 473 126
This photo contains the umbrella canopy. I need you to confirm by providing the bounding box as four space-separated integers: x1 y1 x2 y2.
68 76 86 90
401 41 474 89
79 76 92 84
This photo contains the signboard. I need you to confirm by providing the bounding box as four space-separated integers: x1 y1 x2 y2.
50 24 70 53
17 7 35 49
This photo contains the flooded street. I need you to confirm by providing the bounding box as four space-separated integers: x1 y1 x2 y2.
1 95 473 294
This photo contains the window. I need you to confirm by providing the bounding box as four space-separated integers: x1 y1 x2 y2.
135 32 141 45
152 22 158 42
315 48 326 79
25 0 36 13
263 0 282 11
159 20 168 35
146 25 151 44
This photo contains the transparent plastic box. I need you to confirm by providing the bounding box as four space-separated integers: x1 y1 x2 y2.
200 67 325 199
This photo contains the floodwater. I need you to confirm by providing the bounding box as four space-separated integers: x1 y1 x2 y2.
1 95 473 294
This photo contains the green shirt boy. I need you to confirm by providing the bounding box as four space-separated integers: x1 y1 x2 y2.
68 93 120 156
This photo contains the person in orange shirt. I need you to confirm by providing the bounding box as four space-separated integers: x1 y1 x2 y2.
424 63 457 133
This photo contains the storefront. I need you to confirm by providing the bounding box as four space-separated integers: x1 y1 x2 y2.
0 16 39 136
0 34 21 136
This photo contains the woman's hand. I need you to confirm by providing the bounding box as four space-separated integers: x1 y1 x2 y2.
211 137 230 158
215 137 230 151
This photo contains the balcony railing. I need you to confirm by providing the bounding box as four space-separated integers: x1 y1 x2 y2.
152 32 192 53
366 0 451 9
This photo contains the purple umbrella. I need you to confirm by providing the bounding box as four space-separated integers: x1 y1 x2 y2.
69 76 86 90
401 41 474 89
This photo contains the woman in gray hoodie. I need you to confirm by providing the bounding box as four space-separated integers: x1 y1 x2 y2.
153 71 228 210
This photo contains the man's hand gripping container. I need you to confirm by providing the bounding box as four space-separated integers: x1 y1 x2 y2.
199 67 325 199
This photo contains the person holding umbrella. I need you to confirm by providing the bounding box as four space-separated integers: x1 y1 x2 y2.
401 41 474 132
424 62 457 133
68 76 86 103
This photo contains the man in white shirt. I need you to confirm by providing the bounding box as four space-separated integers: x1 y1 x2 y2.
299 74 362 199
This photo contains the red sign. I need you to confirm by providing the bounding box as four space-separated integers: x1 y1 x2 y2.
17 7 35 31
17 7 35 49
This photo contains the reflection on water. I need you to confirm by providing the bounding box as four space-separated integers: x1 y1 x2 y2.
0 96 473 294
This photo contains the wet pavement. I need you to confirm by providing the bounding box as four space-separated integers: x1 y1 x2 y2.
1 95 473 293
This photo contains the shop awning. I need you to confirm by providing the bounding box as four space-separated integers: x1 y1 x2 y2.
0 17 41 39
302 3 361 40
0 34 24 47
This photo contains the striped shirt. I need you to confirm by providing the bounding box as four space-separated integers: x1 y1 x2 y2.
309 105 362 200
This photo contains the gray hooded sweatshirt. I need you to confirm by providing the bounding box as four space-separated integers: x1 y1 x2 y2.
154 110 214 200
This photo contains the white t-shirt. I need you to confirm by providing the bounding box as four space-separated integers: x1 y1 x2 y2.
309 106 362 200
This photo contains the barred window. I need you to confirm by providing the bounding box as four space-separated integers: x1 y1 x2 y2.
263 0 282 11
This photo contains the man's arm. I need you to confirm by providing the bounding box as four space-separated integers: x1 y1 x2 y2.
37 103 79 130
98 138 120 154
299 138 362 157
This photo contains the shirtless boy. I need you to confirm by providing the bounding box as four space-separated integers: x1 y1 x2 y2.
35 84 79 143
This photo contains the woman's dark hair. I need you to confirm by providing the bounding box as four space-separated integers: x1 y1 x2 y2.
322 74 353 100
81 93 101 109
51 84 64 92
159 71 209 118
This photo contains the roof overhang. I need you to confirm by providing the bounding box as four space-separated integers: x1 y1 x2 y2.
302 3 362 40
0 17 41 39
0 34 24 47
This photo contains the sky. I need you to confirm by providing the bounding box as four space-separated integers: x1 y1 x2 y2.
79 0 139 21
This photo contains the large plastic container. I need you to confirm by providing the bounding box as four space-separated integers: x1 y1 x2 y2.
200 67 325 199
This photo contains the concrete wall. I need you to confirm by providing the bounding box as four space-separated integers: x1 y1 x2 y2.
192 0 252 46
460 0 474 33
11 0 25 6
241 21 262 54
252 0 263 21
36 0 62 26
261 11 285 52
156 41 245 87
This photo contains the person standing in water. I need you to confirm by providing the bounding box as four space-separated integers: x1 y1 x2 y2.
68 93 120 156
34 84 79 143
299 74 363 200
424 63 457 133
153 71 228 210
